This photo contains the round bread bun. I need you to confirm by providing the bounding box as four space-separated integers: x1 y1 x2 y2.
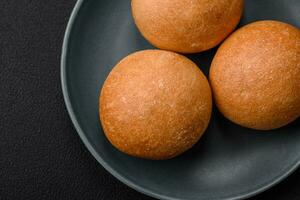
100 50 212 159
131 0 244 53
210 20 300 130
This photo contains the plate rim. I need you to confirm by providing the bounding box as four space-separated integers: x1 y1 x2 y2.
60 0 300 199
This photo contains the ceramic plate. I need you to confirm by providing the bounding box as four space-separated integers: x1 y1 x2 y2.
61 0 300 199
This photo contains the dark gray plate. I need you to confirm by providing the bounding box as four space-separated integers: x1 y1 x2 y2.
61 0 300 199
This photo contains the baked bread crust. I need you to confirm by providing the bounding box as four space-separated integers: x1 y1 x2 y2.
131 0 244 53
100 50 212 159
210 20 300 130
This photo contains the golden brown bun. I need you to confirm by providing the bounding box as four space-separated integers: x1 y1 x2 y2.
210 20 300 130
100 50 212 159
131 0 244 53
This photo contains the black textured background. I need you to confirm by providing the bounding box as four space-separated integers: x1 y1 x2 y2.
0 0 299 199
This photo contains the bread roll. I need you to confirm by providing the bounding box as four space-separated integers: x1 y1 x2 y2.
210 20 300 130
100 50 212 159
131 0 244 53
